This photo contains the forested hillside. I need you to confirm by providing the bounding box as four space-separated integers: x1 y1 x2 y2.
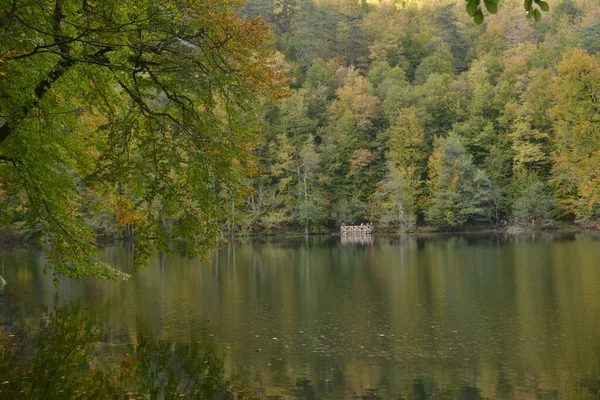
2 0 600 278
231 0 600 234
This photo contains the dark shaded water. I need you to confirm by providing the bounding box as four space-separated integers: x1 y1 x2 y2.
1 233 600 399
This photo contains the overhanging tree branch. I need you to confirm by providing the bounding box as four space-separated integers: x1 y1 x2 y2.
0 47 113 145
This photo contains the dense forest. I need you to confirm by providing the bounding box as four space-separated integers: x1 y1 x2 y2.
2 0 600 277
229 0 600 235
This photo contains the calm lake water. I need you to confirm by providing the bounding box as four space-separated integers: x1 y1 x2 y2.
1 233 600 399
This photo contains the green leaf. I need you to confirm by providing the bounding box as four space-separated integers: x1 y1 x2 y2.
526 10 533 18
533 8 541 21
484 0 498 14
524 0 533 11
466 0 479 17
538 1 550 11
474 8 484 24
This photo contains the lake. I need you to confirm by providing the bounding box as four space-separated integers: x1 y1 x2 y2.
1 233 600 399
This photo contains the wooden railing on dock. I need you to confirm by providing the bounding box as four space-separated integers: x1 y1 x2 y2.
340 225 372 235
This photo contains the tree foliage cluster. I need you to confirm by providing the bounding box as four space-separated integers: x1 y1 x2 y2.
231 0 600 234
0 0 285 278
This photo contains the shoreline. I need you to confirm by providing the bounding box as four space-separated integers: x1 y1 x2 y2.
1 223 597 254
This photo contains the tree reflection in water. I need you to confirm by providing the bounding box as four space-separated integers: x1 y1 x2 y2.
3 235 600 399
0 302 240 399
1 300 600 399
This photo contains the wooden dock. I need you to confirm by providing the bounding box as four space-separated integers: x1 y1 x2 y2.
340 225 372 235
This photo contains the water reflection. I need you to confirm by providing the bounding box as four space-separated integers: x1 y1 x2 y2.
1 233 600 398
341 234 373 246
0 302 239 399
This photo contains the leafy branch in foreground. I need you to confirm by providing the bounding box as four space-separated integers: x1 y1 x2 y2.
0 0 286 278
465 0 550 24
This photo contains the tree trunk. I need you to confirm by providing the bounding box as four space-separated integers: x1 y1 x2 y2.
230 199 235 237
303 167 310 235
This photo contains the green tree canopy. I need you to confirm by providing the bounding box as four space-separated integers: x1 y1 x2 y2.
0 0 284 278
